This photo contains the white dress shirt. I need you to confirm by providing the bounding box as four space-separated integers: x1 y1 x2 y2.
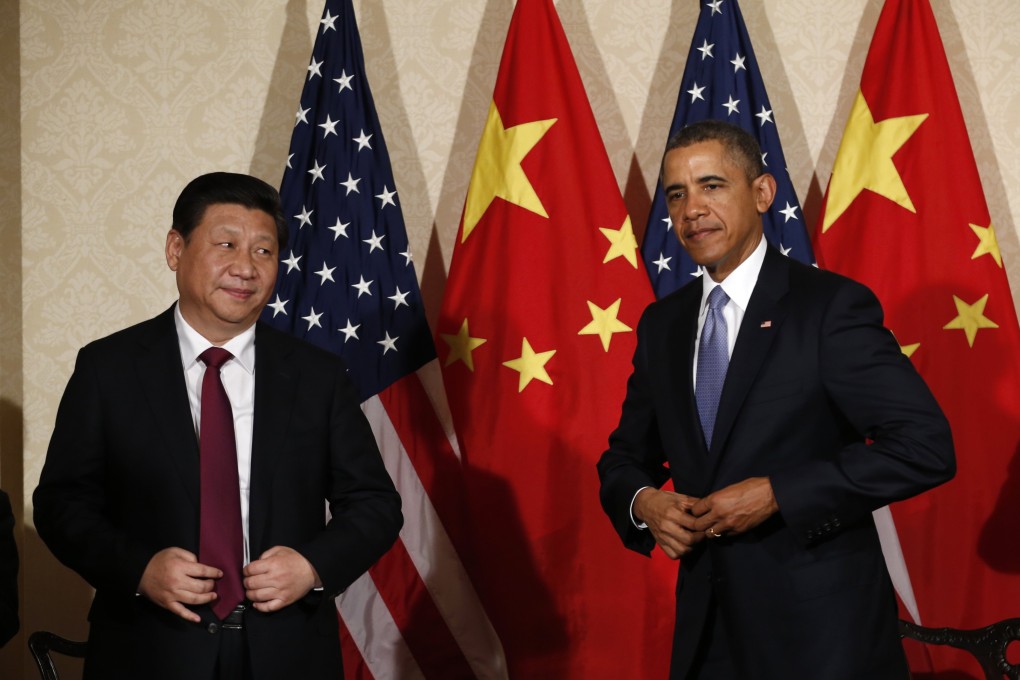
692 236 767 384
175 305 256 564
630 237 769 528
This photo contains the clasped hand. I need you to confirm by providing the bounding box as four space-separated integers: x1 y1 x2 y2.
139 545 322 622
633 477 778 559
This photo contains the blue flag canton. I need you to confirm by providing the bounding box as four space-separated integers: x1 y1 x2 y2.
261 0 435 401
641 0 814 299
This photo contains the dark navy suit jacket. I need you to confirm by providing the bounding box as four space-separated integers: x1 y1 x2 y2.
598 246 954 679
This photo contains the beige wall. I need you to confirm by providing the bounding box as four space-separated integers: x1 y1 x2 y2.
3 0 1018 676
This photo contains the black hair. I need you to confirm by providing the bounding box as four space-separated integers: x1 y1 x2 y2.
172 172 288 249
662 120 765 183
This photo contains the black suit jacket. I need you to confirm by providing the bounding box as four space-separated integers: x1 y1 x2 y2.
0 490 18 648
34 307 402 679
598 246 954 679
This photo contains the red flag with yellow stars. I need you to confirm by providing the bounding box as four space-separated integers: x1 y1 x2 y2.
815 0 1020 675
436 0 673 675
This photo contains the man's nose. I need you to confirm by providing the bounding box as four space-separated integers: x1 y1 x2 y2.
684 195 707 220
230 250 256 278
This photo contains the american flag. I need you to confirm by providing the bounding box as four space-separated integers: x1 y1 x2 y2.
641 0 814 298
261 0 504 677
263 3 432 394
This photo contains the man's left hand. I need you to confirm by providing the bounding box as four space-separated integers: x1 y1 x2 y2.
690 477 779 538
243 546 322 613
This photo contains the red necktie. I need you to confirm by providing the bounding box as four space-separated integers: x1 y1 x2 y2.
198 347 244 620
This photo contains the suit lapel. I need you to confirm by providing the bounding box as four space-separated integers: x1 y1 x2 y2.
136 307 201 507
666 281 702 434
663 280 719 492
708 247 791 467
248 324 298 555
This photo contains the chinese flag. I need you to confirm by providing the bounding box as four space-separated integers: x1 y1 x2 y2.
436 0 674 676
815 0 1020 675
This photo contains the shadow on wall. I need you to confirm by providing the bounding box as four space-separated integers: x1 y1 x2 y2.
251 0 313 185
423 0 515 331
19 528 90 680
0 395 24 676
0 0 24 669
8 396 90 678
803 0 884 238
978 445 1020 573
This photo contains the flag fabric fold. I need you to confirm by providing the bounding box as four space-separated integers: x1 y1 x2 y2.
641 0 813 299
436 0 675 676
263 0 504 677
815 0 1020 675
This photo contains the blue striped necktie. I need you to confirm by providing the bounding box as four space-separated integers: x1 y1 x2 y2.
696 286 730 449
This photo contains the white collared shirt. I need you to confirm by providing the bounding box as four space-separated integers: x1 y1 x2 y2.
174 305 256 565
630 236 768 528
692 235 767 386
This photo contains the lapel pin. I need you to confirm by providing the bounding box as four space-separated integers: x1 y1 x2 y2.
760 320 772 328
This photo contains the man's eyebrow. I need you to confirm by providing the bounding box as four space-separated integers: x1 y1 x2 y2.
664 174 729 194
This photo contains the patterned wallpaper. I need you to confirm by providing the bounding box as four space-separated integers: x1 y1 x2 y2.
5 0 1019 675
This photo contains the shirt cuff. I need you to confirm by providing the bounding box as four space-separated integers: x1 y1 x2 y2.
630 486 651 529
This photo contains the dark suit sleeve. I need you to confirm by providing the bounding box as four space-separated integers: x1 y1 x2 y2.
0 490 18 647
296 360 402 596
770 278 955 544
597 310 671 556
33 347 157 595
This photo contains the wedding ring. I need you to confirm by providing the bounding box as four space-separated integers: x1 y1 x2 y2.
707 527 720 538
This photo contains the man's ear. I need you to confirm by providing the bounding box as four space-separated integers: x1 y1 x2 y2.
754 173 777 214
165 229 184 272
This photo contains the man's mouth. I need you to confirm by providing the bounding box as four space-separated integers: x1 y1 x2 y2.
223 287 255 300
684 227 719 241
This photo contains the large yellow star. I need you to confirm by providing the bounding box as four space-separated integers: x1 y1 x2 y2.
440 318 487 371
943 294 999 347
599 216 639 268
821 91 928 233
461 102 557 242
502 338 556 392
578 298 633 351
969 222 1003 268
900 342 920 359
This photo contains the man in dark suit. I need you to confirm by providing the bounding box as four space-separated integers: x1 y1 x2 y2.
0 489 17 648
34 172 402 679
597 121 954 679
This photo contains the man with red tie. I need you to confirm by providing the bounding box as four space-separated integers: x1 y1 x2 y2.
34 173 401 679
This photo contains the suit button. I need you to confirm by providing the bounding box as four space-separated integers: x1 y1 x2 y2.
207 623 219 635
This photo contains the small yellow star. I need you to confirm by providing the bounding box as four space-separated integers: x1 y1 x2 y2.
599 216 639 268
461 101 557 243
502 338 556 392
943 294 999 347
900 342 920 359
578 298 632 351
822 91 928 233
440 319 487 371
969 222 1003 268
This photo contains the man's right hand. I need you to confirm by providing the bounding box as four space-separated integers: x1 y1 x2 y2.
633 488 705 559
138 547 222 623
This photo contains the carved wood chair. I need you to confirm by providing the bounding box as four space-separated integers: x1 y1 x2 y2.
28 631 87 680
900 618 1020 679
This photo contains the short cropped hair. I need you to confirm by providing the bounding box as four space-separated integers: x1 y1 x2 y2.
172 172 288 249
662 120 766 183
